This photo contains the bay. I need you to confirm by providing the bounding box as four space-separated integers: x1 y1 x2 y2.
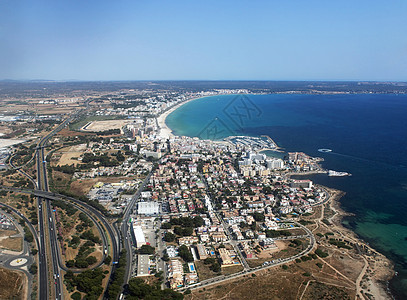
166 93 407 298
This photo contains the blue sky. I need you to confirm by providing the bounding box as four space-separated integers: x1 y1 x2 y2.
1 0 406 81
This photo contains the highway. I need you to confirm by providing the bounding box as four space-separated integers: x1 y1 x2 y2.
121 173 152 285
33 191 118 266
0 193 109 274
33 114 79 299
35 190 120 297
6 114 83 299
0 185 120 272
9 154 38 189
52 199 109 272
33 143 50 300
37 137 63 299
2 105 119 299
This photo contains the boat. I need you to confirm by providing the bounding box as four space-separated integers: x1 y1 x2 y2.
328 170 351 177
318 148 332 153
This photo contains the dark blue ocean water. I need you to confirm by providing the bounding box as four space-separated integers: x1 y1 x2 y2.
166 94 407 298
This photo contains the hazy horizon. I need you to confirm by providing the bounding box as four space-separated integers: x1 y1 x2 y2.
1 0 406 81
1 79 407 83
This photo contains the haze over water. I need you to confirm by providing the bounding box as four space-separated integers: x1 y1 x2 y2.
166 93 407 298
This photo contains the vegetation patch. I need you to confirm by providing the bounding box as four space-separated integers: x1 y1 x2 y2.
126 277 183 299
302 281 350 300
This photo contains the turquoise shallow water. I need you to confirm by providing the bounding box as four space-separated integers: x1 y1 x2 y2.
167 93 407 298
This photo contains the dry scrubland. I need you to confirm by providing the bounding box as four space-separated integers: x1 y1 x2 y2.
187 262 355 300
0 229 23 252
0 267 26 299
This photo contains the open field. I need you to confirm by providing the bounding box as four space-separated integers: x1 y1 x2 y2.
247 240 305 268
0 126 12 135
69 176 139 196
195 260 220 281
57 128 91 137
0 105 77 115
80 119 130 132
0 103 32 114
221 264 244 276
56 144 87 166
257 240 287 259
187 259 355 300
0 229 23 252
69 115 124 131
0 267 26 299
195 260 244 282
51 170 73 192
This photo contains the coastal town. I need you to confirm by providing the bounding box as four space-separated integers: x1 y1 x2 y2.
0 82 395 300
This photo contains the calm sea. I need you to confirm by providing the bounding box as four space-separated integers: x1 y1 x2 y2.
166 93 407 298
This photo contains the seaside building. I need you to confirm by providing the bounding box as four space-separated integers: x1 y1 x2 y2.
266 158 284 170
290 180 313 189
248 152 266 161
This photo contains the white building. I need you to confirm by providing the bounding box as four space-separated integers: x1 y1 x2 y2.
137 201 159 215
248 152 266 161
266 158 284 170
132 224 146 248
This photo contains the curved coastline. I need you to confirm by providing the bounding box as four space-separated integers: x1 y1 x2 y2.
159 93 397 299
157 96 206 139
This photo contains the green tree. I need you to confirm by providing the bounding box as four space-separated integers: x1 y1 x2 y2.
164 232 175 243
161 222 172 229
182 227 193 236
104 256 112 265
29 263 37 274
193 216 204 227
139 245 155 255
66 260 75 268
178 245 193 262
86 256 97 265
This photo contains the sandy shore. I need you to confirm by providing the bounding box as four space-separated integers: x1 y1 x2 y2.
156 97 203 139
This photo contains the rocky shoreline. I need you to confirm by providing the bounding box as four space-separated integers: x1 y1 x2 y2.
324 187 395 299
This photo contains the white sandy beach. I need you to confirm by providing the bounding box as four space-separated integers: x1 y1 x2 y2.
157 97 202 139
